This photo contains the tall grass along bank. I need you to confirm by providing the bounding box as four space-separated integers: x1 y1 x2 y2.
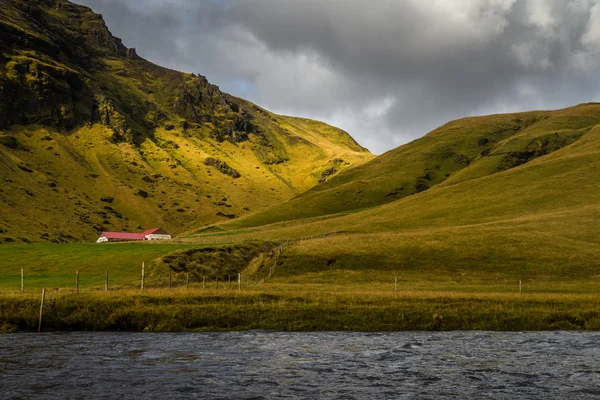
2 287 600 333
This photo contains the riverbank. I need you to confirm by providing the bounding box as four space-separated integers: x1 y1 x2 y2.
2 287 600 332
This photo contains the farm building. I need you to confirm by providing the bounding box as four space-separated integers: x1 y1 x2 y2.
96 228 172 243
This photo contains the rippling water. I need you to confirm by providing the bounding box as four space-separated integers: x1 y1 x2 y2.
1 331 600 399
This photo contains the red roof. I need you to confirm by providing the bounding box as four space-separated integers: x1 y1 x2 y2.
101 232 146 240
100 228 169 240
143 228 168 235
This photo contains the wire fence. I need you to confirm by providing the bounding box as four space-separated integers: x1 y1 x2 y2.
0 231 545 297
3 268 278 295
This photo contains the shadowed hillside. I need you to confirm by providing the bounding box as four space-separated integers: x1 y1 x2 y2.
0 0 372 243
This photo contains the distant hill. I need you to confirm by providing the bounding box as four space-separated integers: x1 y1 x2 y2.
0 0 372 243
223 103 600 229
189 103 600 282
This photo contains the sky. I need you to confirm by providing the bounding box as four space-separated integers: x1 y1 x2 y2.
74 0 600 154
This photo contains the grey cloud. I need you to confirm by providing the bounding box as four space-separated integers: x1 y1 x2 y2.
74 0 600 154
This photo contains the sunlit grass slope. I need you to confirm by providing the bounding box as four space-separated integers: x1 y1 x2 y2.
0 0 372 243
221 104 600 229
0 115 370 244
185 104 600 286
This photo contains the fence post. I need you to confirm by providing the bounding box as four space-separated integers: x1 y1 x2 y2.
38 288 45 333
141 262 145 291
76 270 79 294
186 273 189 290
228 275 231 288
238 273 241 292
519 280 522 294
105 270 108 291
21 268 24 292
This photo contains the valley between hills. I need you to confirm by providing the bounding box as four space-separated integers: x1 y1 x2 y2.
1 0 600 332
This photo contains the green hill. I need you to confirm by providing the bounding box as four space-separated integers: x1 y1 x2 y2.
186 103 600 287
219 104 600 229
0 0 372 244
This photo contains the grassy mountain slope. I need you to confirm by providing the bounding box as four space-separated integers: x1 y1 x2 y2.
220 104 600 229
0 0 372 243
185 104 600 285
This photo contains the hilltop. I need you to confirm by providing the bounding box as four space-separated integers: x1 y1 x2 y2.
0 0 372 244
219 104 600 229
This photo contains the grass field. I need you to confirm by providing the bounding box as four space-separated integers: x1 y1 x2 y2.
0 243 203 290
2 238 599 332
1 240 599 333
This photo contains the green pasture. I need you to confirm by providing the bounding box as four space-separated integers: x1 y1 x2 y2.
0 243 201 290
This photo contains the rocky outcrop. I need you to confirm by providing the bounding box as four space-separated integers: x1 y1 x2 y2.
0 57 93 129
204 157 241 178
0 135 20 149
0 0 273 150
497 132 585 172
174 76 224 123
95 96 135 143
213 113 255 143
174 76 255 143
318 167 337 183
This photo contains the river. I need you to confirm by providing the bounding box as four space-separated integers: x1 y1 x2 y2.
1 331 599 399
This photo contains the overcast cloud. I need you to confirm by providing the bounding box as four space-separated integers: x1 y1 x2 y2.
74 0 600 154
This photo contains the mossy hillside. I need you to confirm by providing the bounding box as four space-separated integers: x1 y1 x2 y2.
221 104 600 230
0 0 373 243
183 106 600 288
153 241 277 282
0 115 370 243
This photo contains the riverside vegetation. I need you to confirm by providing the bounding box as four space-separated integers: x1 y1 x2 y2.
2 0 600 332
3 286 600 332
1 239 600 332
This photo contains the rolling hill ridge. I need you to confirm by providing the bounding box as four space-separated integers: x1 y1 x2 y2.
187 103 600 285
220 104 600 229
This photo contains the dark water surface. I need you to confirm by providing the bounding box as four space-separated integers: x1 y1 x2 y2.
1 331 600 399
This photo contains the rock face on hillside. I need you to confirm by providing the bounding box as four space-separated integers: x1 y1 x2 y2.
0 0 372 243
0 0 256 146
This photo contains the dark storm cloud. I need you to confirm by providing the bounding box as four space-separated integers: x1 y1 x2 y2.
74 0 600 153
